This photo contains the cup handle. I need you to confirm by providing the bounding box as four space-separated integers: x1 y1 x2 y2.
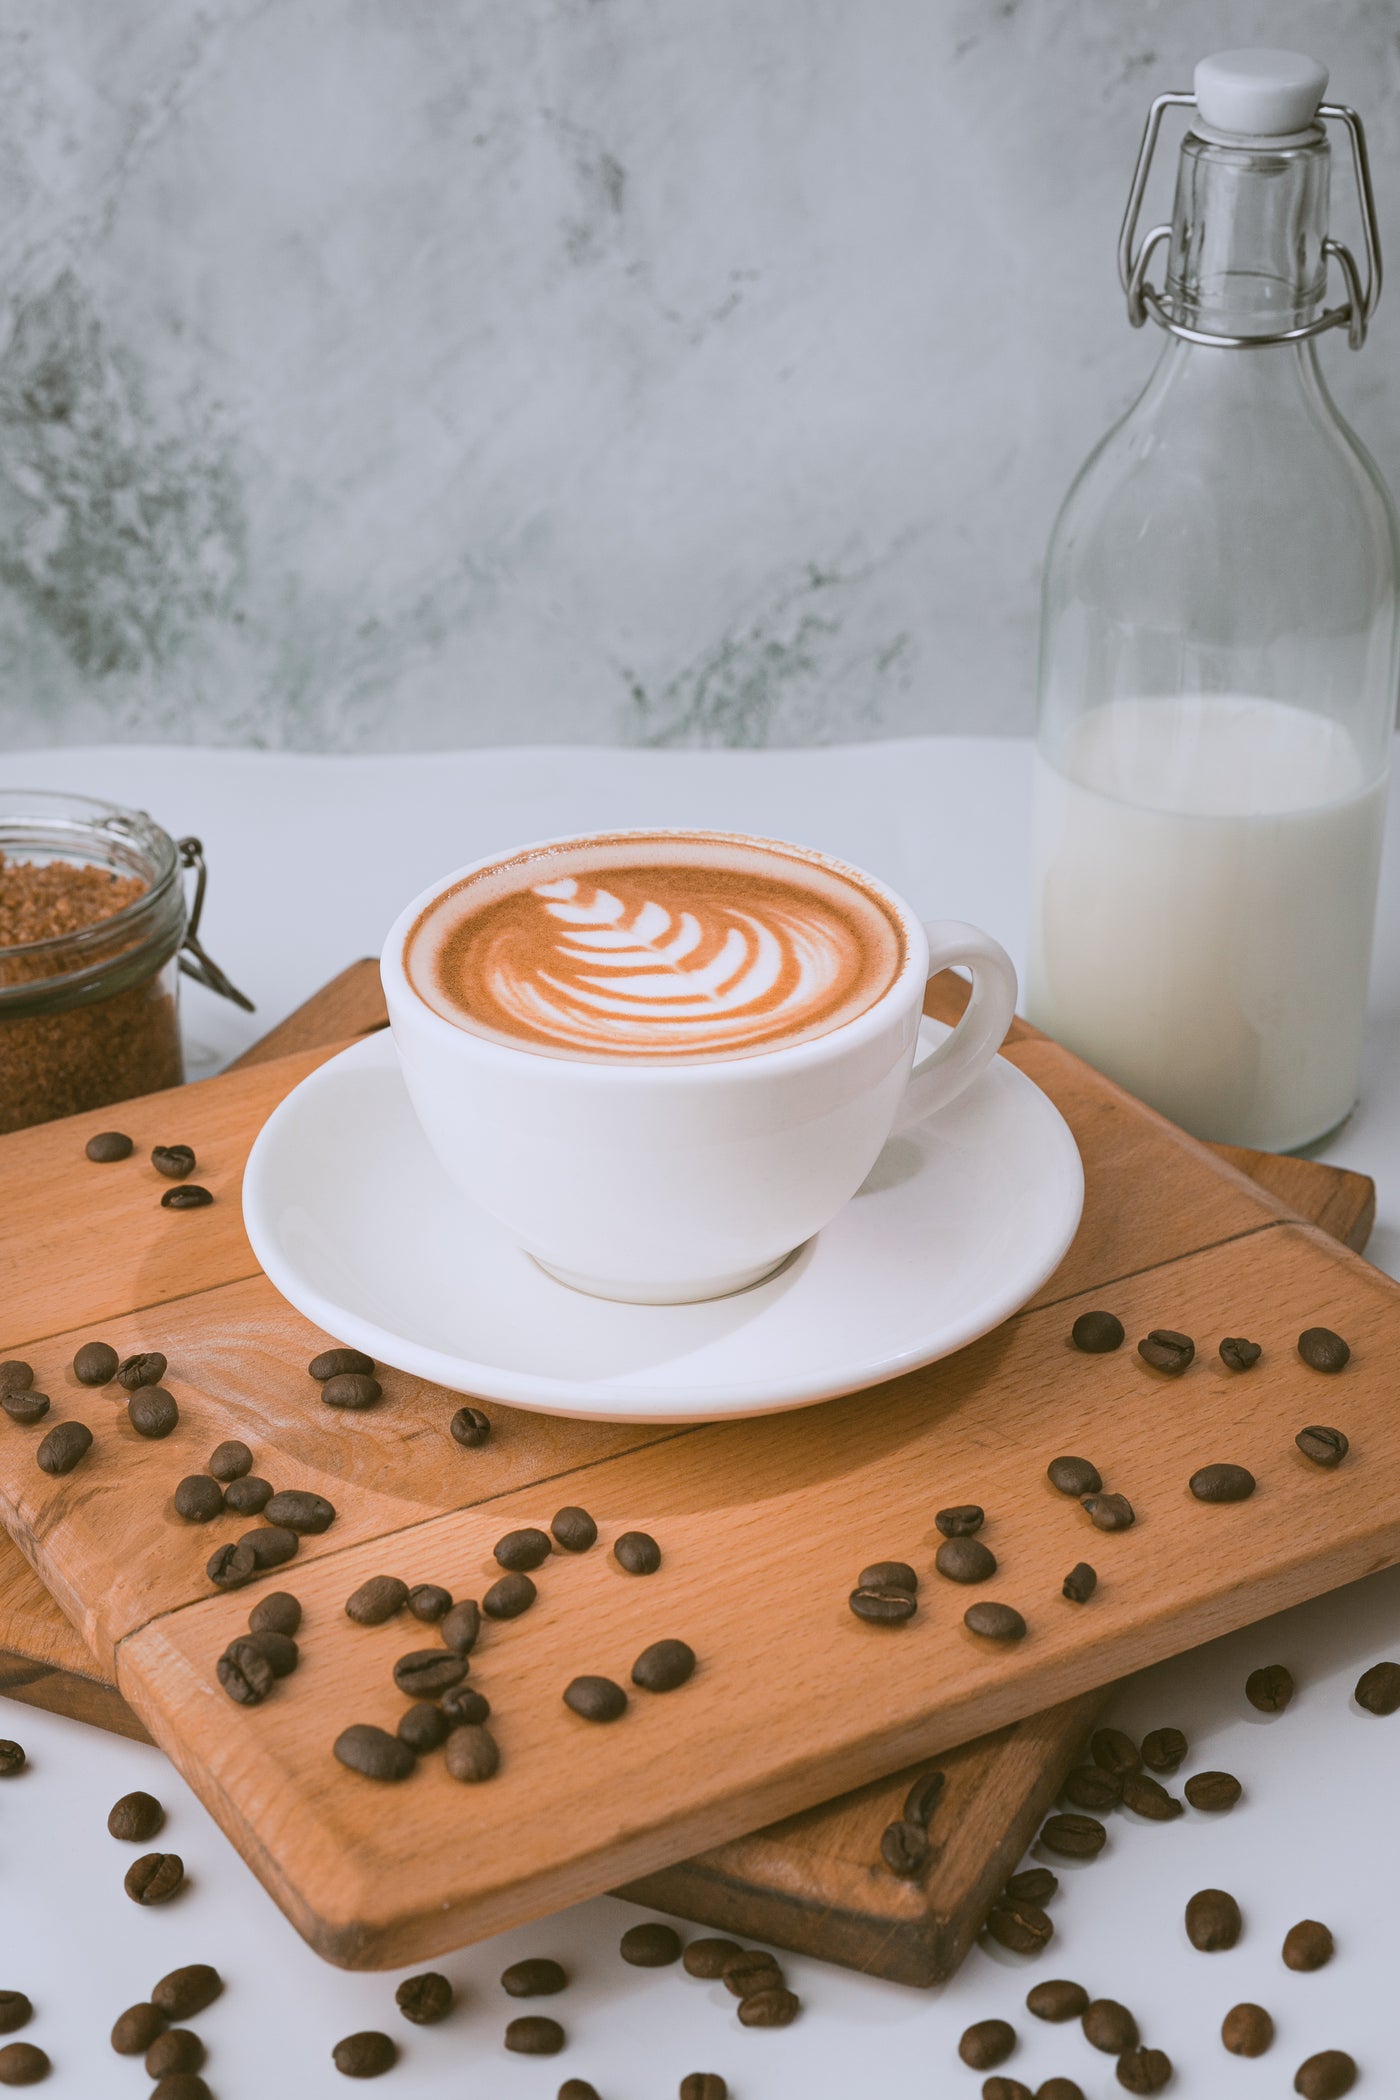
892 920 1018 1134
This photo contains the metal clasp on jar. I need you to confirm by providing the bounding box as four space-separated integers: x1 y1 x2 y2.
176 838 254 1011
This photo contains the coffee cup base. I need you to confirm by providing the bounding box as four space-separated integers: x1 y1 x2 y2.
529 1246 802 1306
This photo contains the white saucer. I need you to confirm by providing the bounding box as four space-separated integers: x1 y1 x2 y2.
242 1027 1083 1423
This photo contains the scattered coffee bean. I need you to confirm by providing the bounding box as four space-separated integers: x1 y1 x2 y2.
936 1536 997 1583
0 2043 49 2085
679 2079 726 2100
1061 1765 1121 1811
1219 1336 1262 1372
1190 1462 1255 1503
334 1724 416 1783
959 2018 1016 2069
1185 1887 1242 1950
249 1590 301 1636
1090 1727 1139 1776
151 2076 212 2100
495 1527 552 1572
1 1393 48 1426
505 2015 565 2055
1116 2045 1172 2093
346 1575 409 1625
321 1373 382 1410
397 1703 453 1753
859 1561 918 1593
1121 1770 1182 1821
849 1582 917 1624
683 1938 743 1979
73 1340 118 1386
264 1489 336 1534
111 2003 165 2053
444 1724 499 1782
935 1504 985 1537
1082 1492 1134 1531
984 1899 1053 1954
36 1421 91 1475
86 1130 133 1162
205 1541 256 1589
393 1651 468 1699
128 1389 179 1439
1138 1328 1194 1374
721 1951 780 1998
151 1966 222 2019
0 2000 29 2038
152 1143 196 1180
1036 2082 1084 2100
309 1347 376 1381
964 1602 1026 1641
449 1405 491 1447
1296 1424 1349 1467
1283 1919 1334 1971
1294 2051 1357 2098
737 1986 800 2028
161 1185 213 1210
332 2029 398 2076
1141 1726 1187 1772
117 1351 168 1390
1185 1769 1241 1811
440 1598 481 1654
124 1851 185 1905
217 1638 275 1706
408 1583 452 1622
903 1767 946 1825
551 1506 597 1553
146 2030 205 2076
0 1365 32 1398
564 1675 627 1722
614 1530 661 1575
621 1922 683 1966
174 1476 224 1522
1026 1979 1088 2022
221 1474 272 1515
1047 1456 1101 1498
1298 1328 1349 1374
395 1972 454 2024
1071 1310 1124 1353
208 1440 253 1482
881 1819 929 1877
632 1639 696 1692
483 1572 536 1620
1040 1813 1106 1859
1082 2000 1138 2053
979 2082 1031 2100
1006 1867 1057 1904
0 1744 22 1779
1062 1562 1097 1603
107 1791 164 1841
1246 1663 1294 1712
1355 1660 1400 1714
239 1523 298 1571
501 1958 568 1996
1222 2002 1274 2056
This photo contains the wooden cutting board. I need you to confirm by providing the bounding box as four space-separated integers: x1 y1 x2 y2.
0 966 1388 1975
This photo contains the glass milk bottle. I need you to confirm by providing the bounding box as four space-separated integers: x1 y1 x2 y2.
1025 49 1400 1150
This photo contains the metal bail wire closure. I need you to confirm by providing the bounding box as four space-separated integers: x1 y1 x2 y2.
1118 91 1383 349
177 837 255 1010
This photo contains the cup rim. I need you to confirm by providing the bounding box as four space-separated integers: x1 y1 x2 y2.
381 826 929 1082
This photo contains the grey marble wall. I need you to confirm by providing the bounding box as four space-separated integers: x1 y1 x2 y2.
1 0 1398 751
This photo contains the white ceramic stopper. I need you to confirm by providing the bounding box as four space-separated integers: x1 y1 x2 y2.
1194 49 1328 137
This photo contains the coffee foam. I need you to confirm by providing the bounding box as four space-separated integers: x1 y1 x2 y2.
404 832 907 1062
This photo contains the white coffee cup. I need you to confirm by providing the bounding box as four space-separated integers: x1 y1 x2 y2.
381 830 1017 1304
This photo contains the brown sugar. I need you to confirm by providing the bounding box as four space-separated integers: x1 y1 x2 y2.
0 853 146 946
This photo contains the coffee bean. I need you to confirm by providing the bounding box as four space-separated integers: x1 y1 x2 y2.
0 1363 33 1397
564 1675 627 1722
1 1393 48 1426
560 2085 602 2100
1036 2082 1085 2100
309 1347 376 1382
321 1372 381 1409
1116 2046 1172 2093
152 1144 197 1180
1082 1492 1134 1531
1082 2000 1138 2053
1089 1727 1138 1775
332 2029 398 2076
1141 1726 1187 1772
217 1638 275 1706
959 2018 1017 2068
0 2043 49 2085
721 1950 781 1998
151 1966 222 2019
128 1388 179 1439
444 1724 499 1782
614 1530 661 1575
174 1476 224 1522
206 1541 256 1589
249 1590 301 1636
124 1851 184 1904
980 2082 1031 2100
964 1602 1026 1641
1246 1663 1294 1712
881 1819 929 1876
346 1575 409 1625
1185 1887 1242 1951
985 1899 1053 1954
679 2079 726 2100
621 1921 683 1966
1356 1660 1400 1714
265 1489 336 1534
936 1536 997 1583
1061 1765 1121 1811
1040 1813 1106 1859
0 1744 20 1780
484 1572 536 1619
86 1130 133 1162
495 1527 552 1571
239 1523 299 1571
1138 1328 1194 1374
850 1584 918 1624
1071 1310 1124 1353
395 1971 454 2024
505 2015 565 2054
1047 1456 1102 1498
397 1703 452 1752
632 1639 696 1693
146 2030 205 2076
36 1421 91 1475
1121 1770 1182 1821
1283 1919 1334 1971
151 2076 212 2100
450 1405 491 1447
1219 1336 1262 1371
1026 1979 1088 2022
903 1767 946 1825
117 1351 168 1390
1298 1328 1350 1374
111 2003 165 2053
107 1791 164 1841
551 1506 597 1553
334 1724 416 1782
1006 1867 1058 1904
407 1583 452 1622
0 2000 29 2038
1221 2002 1274 2056
737 1986 800 2027
683 1938 742 1979
440 1598 481 1653
1190 1462 1255 1503
859 1560 918 1592
393 1650 468 1698
73 1340 118 1385
501 1958 568 1996
222 1475 272 1515
208 1440 253 1482
161 1185 213 1210
935 1504 985 1537
1294 2051 1357 2098
1185 1769 1241 1811
1296 1424 1349 1467
1062 1562 1098 1603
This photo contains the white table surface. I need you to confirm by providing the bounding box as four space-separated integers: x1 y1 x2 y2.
2 738 1398 2100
